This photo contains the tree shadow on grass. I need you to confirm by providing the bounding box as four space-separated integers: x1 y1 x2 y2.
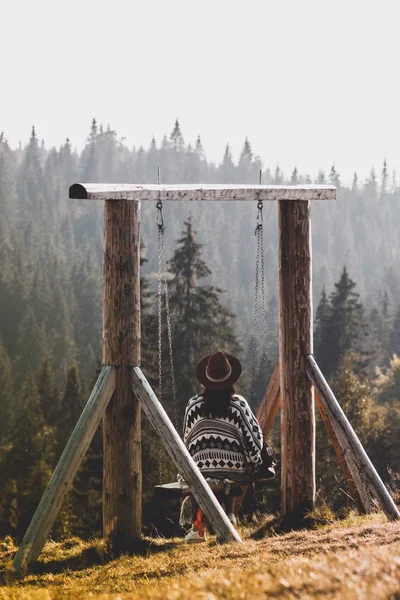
251 512 317 539
1 535 189 583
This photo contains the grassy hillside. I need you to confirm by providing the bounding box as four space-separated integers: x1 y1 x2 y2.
1 514 400 599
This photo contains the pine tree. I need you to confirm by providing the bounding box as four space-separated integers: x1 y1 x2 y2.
70 249 101 380
390 170 397 194
195 134 203 156
365 168 378 198
1 370 54 537
47 277 78 377
352 172 358 193
60 138 78 191
132 146 145 183
17 127 45 218
192 135 208 181
56 364 84 451
170 118 184 150
316 354 374 506
381 159 388 198
367 292 393 367
274 166 283 184
81 118 99 181
290 167 298 185
375 354 400 404
100 124 119 181
392 305 400 356
220 144 235 183
329 165 340 187
168 219 241 417
0 134 17 234
314 286 329 351
0 336 13 440
13 307 47 387
315 268 365 378
332 354 373 442
38 358 60 426
369 306 384 367
57 360 103 538
146 136 159 182
238 138 254 183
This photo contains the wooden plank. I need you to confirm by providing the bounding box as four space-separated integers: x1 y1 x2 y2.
306 355 400 521
12 367 116 573
155 481 226 499
69 183 337 202
155 478 271 499
279 200 315 524
315 390 370 514
131 367 242 543
257 362 280 435
103 199 142 553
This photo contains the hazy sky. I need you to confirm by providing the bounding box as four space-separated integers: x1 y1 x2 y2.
2 0 399 183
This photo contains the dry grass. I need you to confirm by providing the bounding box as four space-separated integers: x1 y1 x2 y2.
1 514 400 599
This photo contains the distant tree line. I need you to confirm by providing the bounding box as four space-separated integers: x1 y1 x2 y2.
0 120 399 539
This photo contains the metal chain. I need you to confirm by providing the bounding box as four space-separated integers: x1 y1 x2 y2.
251 200 267 404
157 203 164 484
159 226 178 429
260 215 268 397
156 200 178 483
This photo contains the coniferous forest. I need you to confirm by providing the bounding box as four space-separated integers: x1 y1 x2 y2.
1 119 400 540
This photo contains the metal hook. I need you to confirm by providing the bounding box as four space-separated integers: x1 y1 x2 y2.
156 200 164 230
255 198 263 234
254 222 263 236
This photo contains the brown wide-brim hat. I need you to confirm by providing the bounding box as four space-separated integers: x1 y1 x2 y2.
196 351 242 390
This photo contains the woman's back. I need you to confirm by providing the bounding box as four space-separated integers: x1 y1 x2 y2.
182 351 265 542
183 392 263 481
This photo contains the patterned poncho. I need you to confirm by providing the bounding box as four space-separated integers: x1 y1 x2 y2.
183 394 263 481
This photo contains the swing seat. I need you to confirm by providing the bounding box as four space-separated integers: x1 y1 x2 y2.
155 479 248 499
154 477 273 499
155 481 191 498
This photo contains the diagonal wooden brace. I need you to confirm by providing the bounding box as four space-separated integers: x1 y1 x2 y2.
314 390 371 513
255 362 370 515
306 355 399 521
12 367 116 573
131 367 242 543
257 362 281 436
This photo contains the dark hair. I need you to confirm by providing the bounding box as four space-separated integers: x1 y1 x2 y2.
200 386 235 418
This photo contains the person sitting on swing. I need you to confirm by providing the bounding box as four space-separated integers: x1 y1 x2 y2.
182 350 264 542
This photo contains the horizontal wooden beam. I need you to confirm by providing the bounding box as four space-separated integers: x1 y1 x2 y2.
69 183 336 202
131 367 242 543
306 355 400 522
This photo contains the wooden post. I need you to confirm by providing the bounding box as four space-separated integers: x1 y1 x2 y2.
306 355 400 521
131 368 242 543
232 363 280 514
103 199 142 553
12 367 116 573
315 390 370 513
257 362 280 436
279 200 315 524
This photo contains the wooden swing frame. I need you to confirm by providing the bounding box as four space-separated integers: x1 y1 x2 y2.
12 183 399 573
